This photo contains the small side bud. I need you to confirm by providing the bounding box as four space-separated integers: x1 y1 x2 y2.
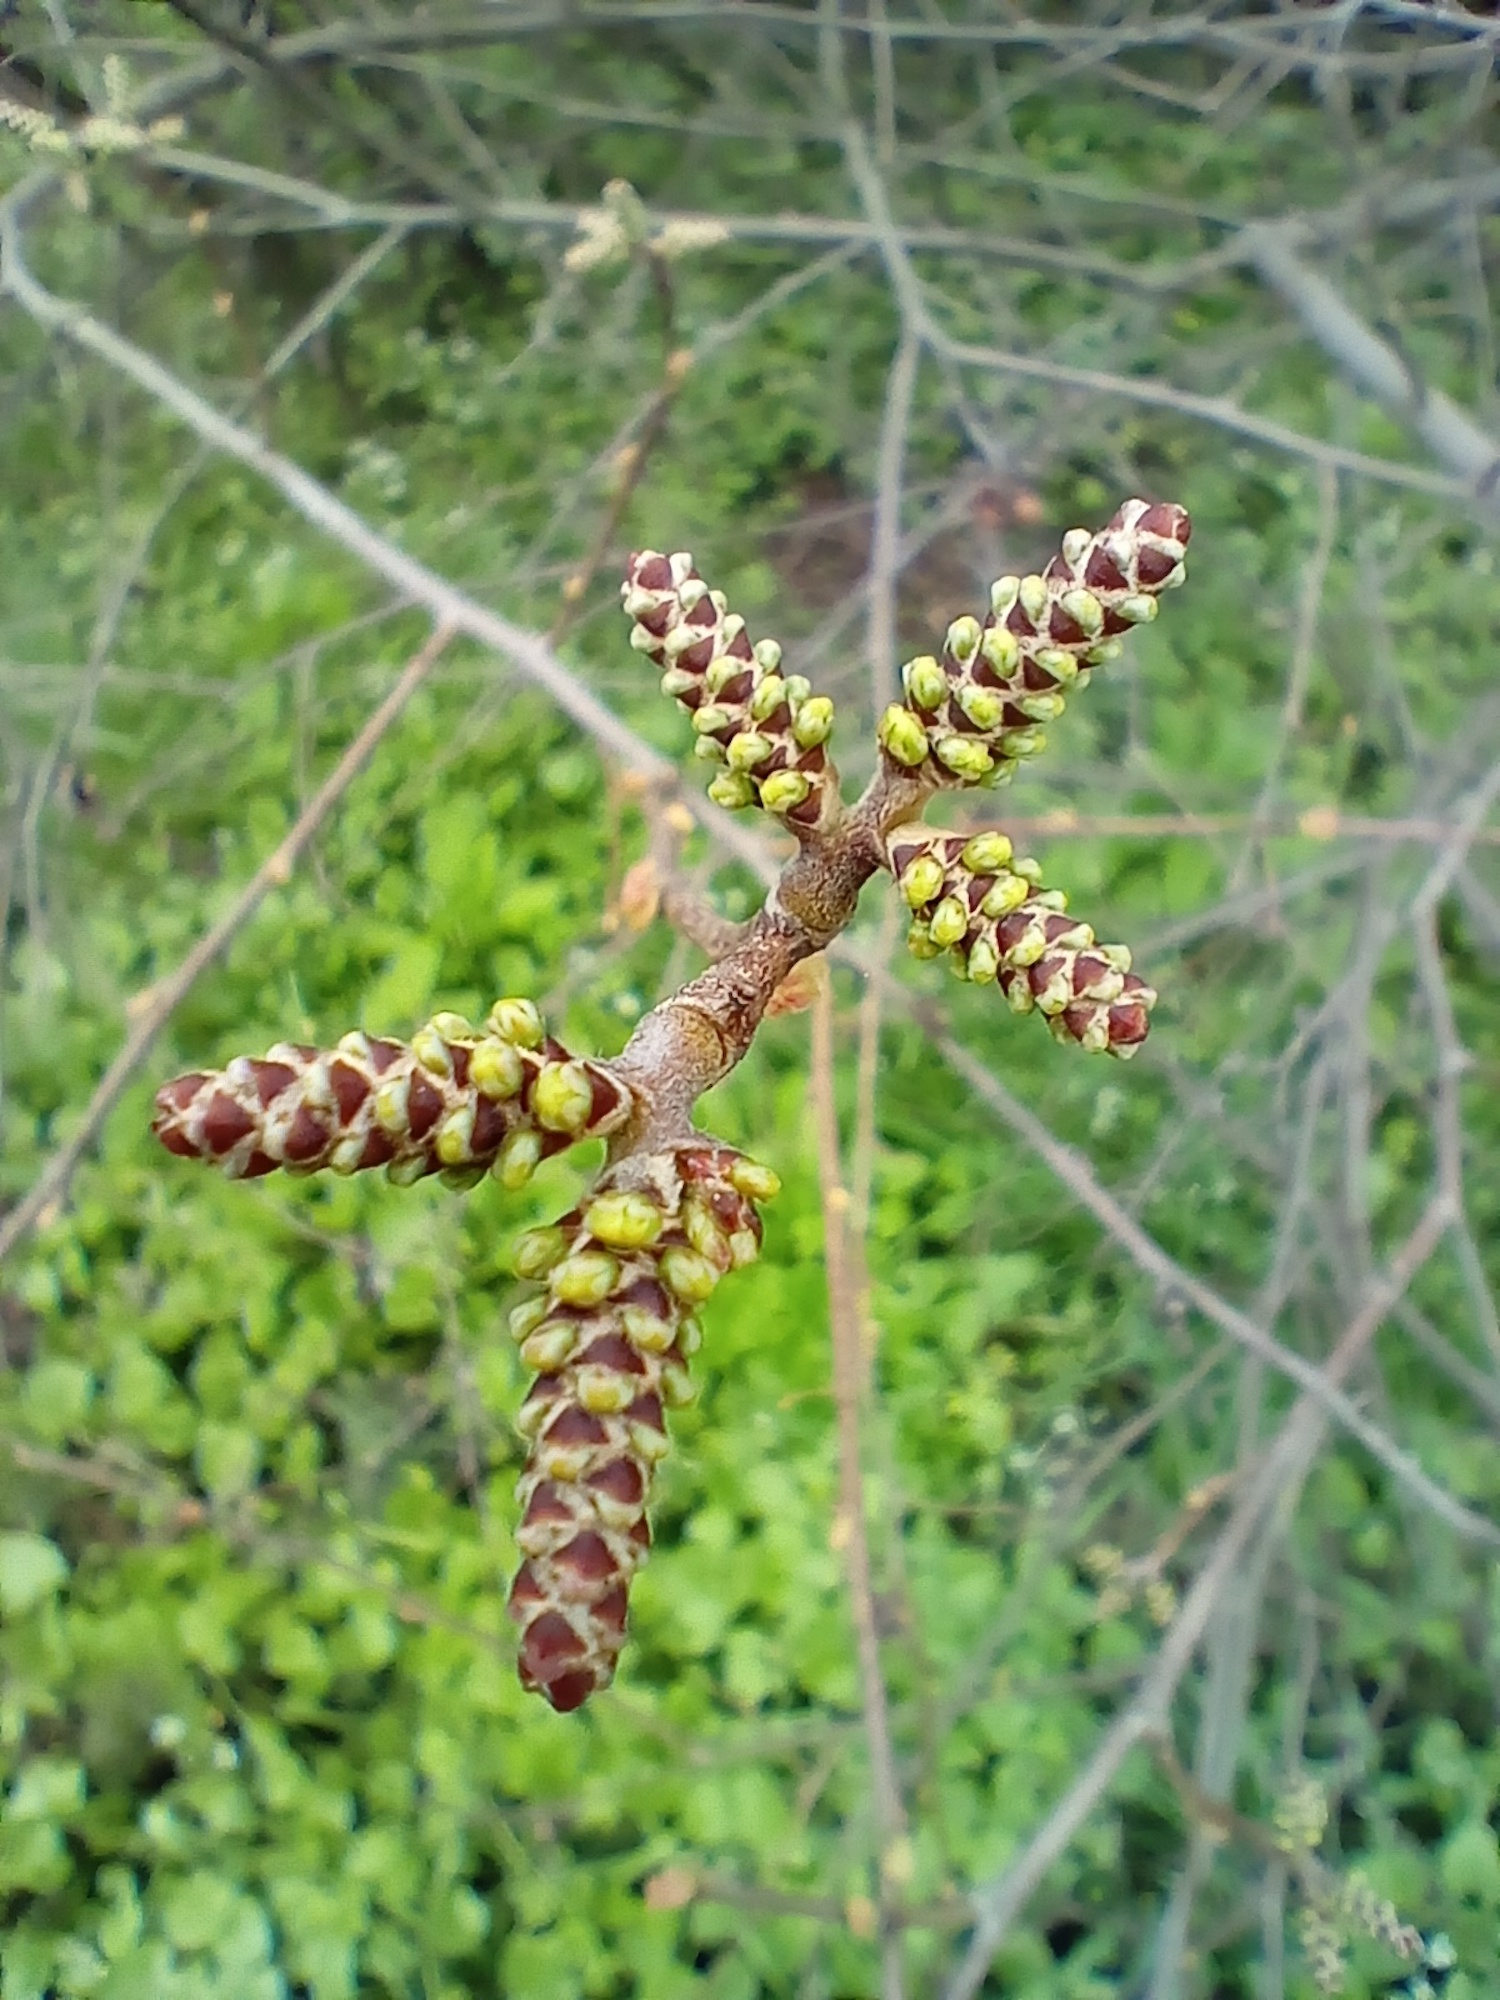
899 854 947 909
584 1191 665 1250
791 696 835 749
878 705 931 768
758 769 812 814
487 998 545 1048
902 655 948 710
944 615 982 665
934 736 994 781
961 832 1014 875
532 1061 595 1134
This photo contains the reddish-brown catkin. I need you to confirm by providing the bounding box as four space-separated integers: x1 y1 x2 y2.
876 498 1190 787
151 1000 634 1191
506 1145 779 1711
888 827 1156 1055
622 552 841 829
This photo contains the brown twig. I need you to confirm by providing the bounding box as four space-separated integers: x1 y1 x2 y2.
0 621 456 1265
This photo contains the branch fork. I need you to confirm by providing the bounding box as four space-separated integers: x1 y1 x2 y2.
153 499 1191 1707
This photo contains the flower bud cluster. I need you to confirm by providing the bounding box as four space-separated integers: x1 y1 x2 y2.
506 1145 780 1711
621 552 840 829
151 999 634 1191
876 499 1189 789
886 825 1157 1056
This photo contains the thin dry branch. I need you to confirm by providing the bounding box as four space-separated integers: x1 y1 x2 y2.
0 622 457 1266
940 1193 1454 2000
809 980 909 1885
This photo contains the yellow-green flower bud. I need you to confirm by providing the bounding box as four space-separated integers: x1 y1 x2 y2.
629 1417 671 1463
1016 692 1066 723
929 895 970 948
782 674 811 707
1061 528 1092 568
759 769 811 815
661 1359 697 1408
693 734 728 764
660 666 698 700
576 1368 637 1417
749 674 786 721
684 1199 729 1265
1018 574 1049 623
705 652 743 694
899 853 946 908
508 1296 550 1343
728 1228 760 1268
515 1390 554 1439
753 638 782 672
329 1133 368 1176
726 730 774 772
410 1023 454 1077
980 873 1031 919
878 704 930 768
935 736 995 780
707 771 756 810
434 1104 477 1166
967 936 1000 983
727 1158 780 1203
585 1190 664 1251
692 702 734 736
678 1315 704 1356
513 1225 569 1279
621 1303 676 1354
962 831 1014 875
1059 588 1104 637
494 1129 541 1189
1034 647 1079 684
520 1321 581 1373
980 624 1020 676
906 919 942 961
1117 594 1158 624
470 1038 524 1100
902 654 948 710
1003 727 1047 760
373 1075 410 1134
660 1246 720 1303
386 1155 430 1188
430 1010 474 1041
955 682 1006 731
1085 639 1123 666
532 1060 595 1134
945 615 982 665
550 1250 620 1308
990 576 1020 617
486 998 544 1048
792 696 835 749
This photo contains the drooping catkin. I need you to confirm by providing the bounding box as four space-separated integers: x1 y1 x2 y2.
506 1144 779 1711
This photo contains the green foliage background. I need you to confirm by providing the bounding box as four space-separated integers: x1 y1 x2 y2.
2 6 1499 1997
